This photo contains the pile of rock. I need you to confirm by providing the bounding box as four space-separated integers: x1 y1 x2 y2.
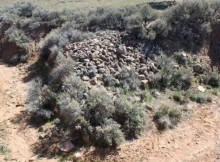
64 31 156 85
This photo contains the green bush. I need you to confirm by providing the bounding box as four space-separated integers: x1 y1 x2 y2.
199 67 220 88
84 90 115 126
94 119 124 147
189 92 212 104
117 68 141 91
154 105 182 130
40 25 94 63
114 97 147 138
172 91 187 104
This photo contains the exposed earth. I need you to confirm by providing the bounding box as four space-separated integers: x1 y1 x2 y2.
0 60 220 162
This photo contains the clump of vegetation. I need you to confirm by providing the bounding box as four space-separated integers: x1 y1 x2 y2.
117 68 141 91
154 105 182 130
114 97 147 138
188 91 212 104
172 91 187 104
148 56 193 91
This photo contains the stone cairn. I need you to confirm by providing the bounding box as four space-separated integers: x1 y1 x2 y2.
63 31 157 86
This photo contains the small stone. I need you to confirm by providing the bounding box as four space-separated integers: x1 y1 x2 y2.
193 63 204 74
153 91 160 98
84 59 90 62
98 68 106 74
59 141 74 153
117 45 127 54
198 85 206 92
141 80 148 87
82 76 90 81
138 75 146 80
73 152 83 159
181 52 187 57
173 64 179 68
90 78 97 85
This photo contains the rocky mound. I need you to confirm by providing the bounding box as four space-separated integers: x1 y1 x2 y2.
63 31 157 86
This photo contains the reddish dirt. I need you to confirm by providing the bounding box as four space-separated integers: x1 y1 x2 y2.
0 62 57 162
86 100 220 162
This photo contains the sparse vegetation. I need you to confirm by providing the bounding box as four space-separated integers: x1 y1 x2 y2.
1 1 220 160
154 105 182 130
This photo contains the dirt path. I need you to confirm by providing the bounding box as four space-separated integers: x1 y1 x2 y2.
0 63 57 162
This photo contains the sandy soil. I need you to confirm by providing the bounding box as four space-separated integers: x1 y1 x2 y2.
0 63 57 162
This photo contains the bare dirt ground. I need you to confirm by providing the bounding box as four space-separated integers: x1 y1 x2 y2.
0 61 220 162
0 62 57 162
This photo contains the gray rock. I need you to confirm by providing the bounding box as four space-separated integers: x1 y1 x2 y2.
193 63 204 74
117 45 127 54
58 141 75 153
98 68 106 74
82 76 90 81
138 74 146 80
153 91 160 98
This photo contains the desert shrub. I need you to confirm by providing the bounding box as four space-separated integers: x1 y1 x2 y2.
207 68 220 88
141 0 215 52
172 91 187 104
117 68 141 91
61 74 88 102
154 105 182 130
114 97 147 138
173 52 191 66
82 4 156 31
8 2 35 18
48 55 77 87
4 26 29 49
199 67 220 88
149 56 193 90
189 92 212 104
40 24 94 63
170 67 193 90
57 94 84 127
27 78 56 121
94 119 124 147
103 74 117 87
0 26 29 64
84 90 115 126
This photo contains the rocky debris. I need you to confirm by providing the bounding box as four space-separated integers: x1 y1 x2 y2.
64 31 157 86
193 63 204 74
58 140 75 153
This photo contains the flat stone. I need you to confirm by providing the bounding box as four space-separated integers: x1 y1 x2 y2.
82 76 90 81
198 85 206 92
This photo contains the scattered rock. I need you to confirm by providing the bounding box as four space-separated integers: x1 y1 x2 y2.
197 85 206 92
193 63 204 74
153 91 160 98
73 152 83 159
58 141 75 153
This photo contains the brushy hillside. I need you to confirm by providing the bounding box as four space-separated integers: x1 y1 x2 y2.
0 0 220 160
